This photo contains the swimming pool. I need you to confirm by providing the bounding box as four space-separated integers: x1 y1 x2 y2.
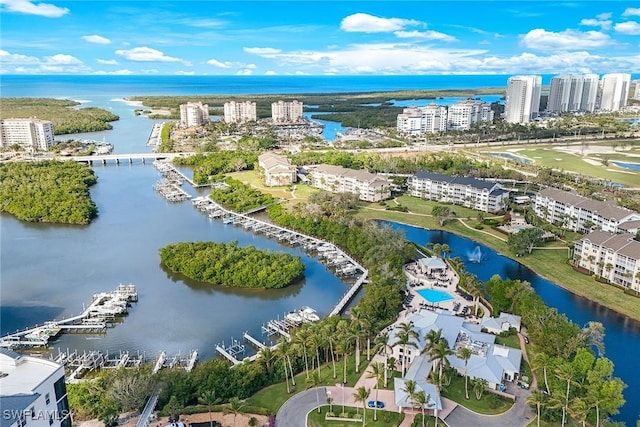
417 288 455 304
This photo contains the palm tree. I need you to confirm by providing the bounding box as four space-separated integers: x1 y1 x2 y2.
323 318 339 379
307 327 323 378
527 389 545 427
458 347 472 399
472 378 488 400
258 346 276 379
428 340 454 391
223 397 244 427
401 379 417 410
440 244 451 258
555 363 576 427
292 326 311 378
198 390 220 427
353 386 370 426
275 341 291 393
374 332 392 387
413 390 432 427
533 353 552 395
336 335 352 384
423 328 443 357
568 397 589 427
305 371 322 414
393 322 419 376
366 362 384 421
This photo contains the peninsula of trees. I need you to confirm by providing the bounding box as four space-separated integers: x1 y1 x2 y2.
0 161 98 224
159 241 305 289
1 98 119 134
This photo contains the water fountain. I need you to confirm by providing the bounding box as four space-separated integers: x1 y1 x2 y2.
467 246 482 263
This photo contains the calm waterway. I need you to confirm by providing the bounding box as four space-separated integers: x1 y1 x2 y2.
386 222 640 424
1 75 639 423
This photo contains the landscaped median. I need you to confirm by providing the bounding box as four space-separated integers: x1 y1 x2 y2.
307 405 404 427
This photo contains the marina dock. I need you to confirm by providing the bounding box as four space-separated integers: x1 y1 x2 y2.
0 284 138 349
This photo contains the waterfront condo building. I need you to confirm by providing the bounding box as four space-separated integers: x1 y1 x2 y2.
310 164 391 202
408 171 509 213
598 73 631 112
396 105 447 134
179 102 210 127
547 74 599 113
257 152 297 186
446 100 495 131
271 100 304 123
223 101 257 123
533 187 640 233
504 75 542 124
573 231 640 292
0 349 72 427
0 118 54 151
633 80 640 101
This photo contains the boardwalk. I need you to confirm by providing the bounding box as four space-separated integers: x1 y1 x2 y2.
69 152 191 164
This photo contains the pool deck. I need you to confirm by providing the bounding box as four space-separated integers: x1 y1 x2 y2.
401 259 484 319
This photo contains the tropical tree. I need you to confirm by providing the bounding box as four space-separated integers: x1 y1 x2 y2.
223 397 244 427
366 362 384 421
394 322 419 376
323 317 339 379
428 340 454 390
401 379 417 409
472 378 488 400
458 347 472 399
306 371 322 414
554 362 576 427
198 390 220 427
275 341 291 393
293 327 311 378
353 386 371 426
527 389 546 427
258 346 276 379
534 353 553 395
374 332 393 387
568 397 590 427
413 390 433 427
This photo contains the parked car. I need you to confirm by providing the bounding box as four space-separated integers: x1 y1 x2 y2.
367 400 385 408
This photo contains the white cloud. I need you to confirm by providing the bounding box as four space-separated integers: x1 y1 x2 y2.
115 47 183 62
340 13 420 33
179 18 225 28
82 35 111 45
243 47 282 56
45 54 82 65
236 68 253 75
246 63 256 69
264 70 277 75
521 28 611 51
175 71 196 75
97 59 118 65
580 18 612 30
94 69 133 75
622 8 640 17
0 49 39 64
206 58 231 68
0 0 68 17
614 21 640 35
394 30 457 42
597 12 612 20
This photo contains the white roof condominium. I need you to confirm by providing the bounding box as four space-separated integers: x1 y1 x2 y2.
599 73 631 112
179 102 210 127
504 75 542 124
547 74 599 113
0 118 54 151
0 348 72 427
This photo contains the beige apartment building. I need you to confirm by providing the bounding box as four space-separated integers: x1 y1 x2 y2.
179 102 210 127
310 164 391 202
271 100 304 123
223 101 257 123
0 118 54 151
258 152 297 186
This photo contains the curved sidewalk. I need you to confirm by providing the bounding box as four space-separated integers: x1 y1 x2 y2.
275 388 327 427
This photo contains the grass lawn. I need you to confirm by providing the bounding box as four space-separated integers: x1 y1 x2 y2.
479 145 640 187
226 170 318 203
355 203 640 322
526 417 580 427
307 405 404 427
246 354 367 414
441 375 513 415
495 334 520 349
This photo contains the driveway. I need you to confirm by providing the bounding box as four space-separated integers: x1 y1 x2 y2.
275 387 327 427
444 389 534 427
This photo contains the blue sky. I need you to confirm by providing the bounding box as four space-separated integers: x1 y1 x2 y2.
1 1 639 75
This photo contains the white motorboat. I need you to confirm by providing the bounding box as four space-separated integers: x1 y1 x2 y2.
300 306 320 322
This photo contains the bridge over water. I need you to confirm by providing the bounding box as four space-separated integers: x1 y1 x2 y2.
69 152 193 165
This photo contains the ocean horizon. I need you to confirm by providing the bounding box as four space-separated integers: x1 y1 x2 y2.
3 73 639 98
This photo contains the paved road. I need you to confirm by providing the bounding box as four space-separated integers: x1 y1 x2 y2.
275 388 327 427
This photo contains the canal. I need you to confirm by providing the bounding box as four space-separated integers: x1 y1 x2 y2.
386 221 640 424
